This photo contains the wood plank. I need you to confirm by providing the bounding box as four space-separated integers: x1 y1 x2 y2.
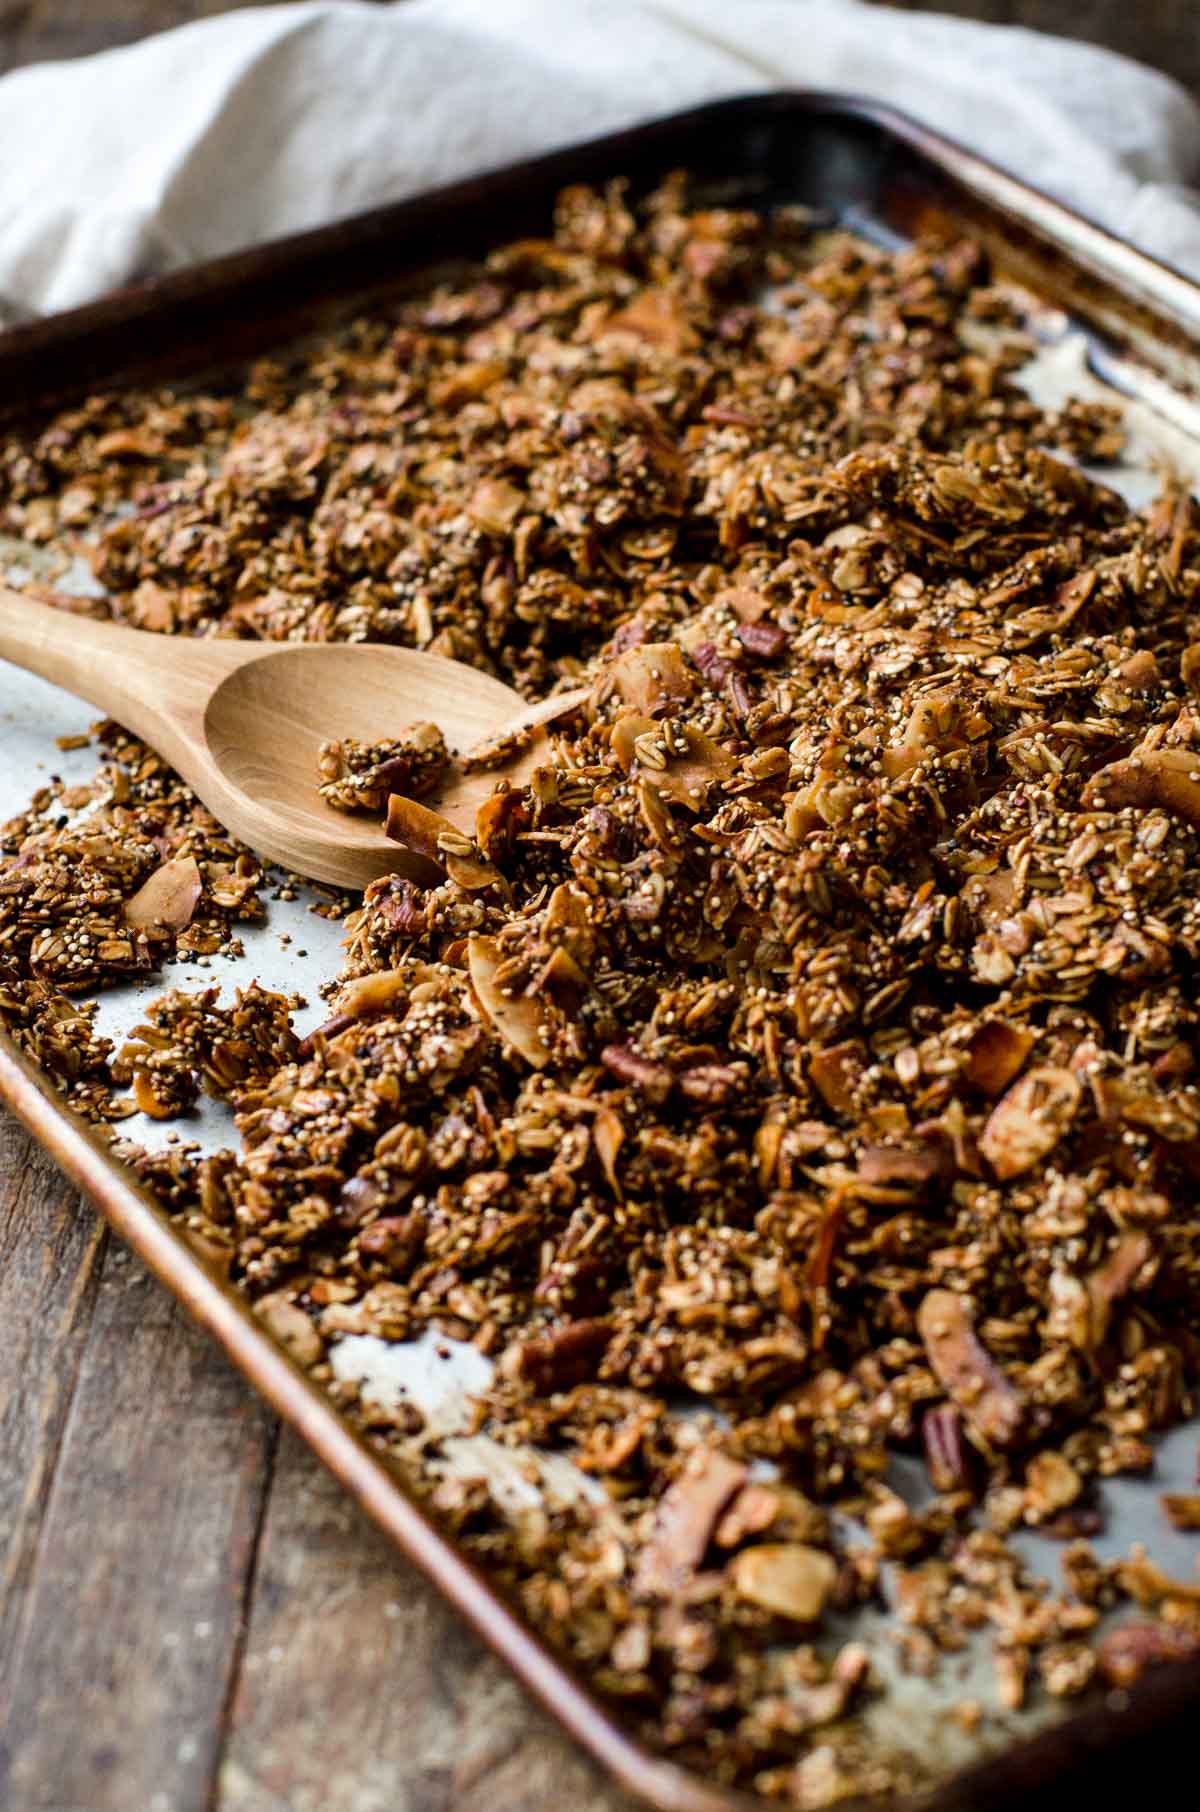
0 0 1191 91
0 1209 277 1812
879 0 1197 93
0 0 384 75
0 1118 106 1662
217 1427 634 1812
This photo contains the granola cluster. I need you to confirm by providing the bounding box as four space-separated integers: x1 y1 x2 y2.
4 176 1200 1803
317 722 448 813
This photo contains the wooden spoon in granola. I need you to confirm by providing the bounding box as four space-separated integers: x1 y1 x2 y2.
0 587 585 888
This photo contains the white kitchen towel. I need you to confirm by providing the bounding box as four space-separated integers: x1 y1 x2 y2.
0 0 1198 321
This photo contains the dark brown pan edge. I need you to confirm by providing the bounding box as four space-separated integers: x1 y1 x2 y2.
5 91 1200 1811
0 1029 763 1812
0 91 1198 418
7 1016 1200 1812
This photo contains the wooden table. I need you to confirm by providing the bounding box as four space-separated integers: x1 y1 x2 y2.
0 0 1193 89
0 4 1193 1810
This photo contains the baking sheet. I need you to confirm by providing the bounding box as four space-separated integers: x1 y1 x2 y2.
7 256 1200 1794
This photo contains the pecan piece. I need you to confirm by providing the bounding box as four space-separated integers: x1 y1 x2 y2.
918 1288 1026 1448
501 1318 613 1395
921 1403 970 1492
857 1144 948 1194
736 620 788 660
1161 1493 1200 1531
634 1448 747 1598
601 1042 673 1105
357 1210 427 1274
1097 1621 1200 1687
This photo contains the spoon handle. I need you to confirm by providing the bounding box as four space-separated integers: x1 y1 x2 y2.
0 584 245 739
501 684 591 736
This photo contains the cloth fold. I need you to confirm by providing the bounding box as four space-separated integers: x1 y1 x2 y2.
0 0 1197 320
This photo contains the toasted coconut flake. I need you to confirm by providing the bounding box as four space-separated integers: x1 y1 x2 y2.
809 1040 866 1117
602 641 695 715
603 287 698 353
124 856 202 933
1082 747 1200 827
610 711 732 807
729 1543 837 1623
637 779 683 855
543 882 596 969
979 1066 1081 1180
965 1020 1035 1097
467 933 552 1068
445 852 503 891
882 687 969 780
132 1071 180 1120
467 477 525 536
334 967 415 1021
255 1291 323 1368
475 787 527 859
593 1106 624 1198
384 794 458 868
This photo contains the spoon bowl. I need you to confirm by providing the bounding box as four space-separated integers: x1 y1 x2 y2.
203 641 542 886
0 587 584 888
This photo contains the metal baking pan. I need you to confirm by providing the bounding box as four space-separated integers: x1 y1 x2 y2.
5 93 1200 1811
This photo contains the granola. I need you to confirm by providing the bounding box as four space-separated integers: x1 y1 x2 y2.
3 175 1200 1804
317 723 448 813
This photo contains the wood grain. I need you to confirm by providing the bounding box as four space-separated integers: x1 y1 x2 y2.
0 1235 276 1812
886 0 1199 95
0 0 1192 93
0 1117 106 1664
0 1167 632 1812
0 585 582 888
0 6 1193 1812
217 1428 632 1812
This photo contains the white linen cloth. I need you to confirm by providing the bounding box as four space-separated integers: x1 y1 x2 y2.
0 0 1197 321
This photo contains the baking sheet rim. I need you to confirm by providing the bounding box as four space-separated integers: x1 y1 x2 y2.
6 90 1200 1812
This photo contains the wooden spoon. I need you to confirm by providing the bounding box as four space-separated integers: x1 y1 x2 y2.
0 587 586 888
